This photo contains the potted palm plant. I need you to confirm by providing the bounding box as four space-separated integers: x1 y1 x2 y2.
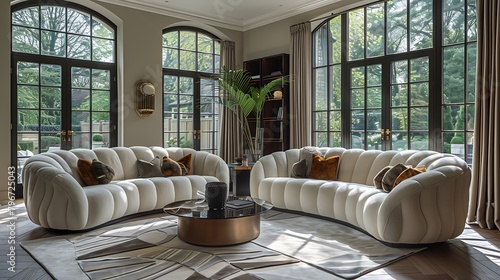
218 67 286 162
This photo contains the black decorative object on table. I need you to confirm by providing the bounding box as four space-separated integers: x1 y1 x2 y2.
205 182 227 210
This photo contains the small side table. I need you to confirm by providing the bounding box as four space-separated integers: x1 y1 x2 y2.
228 164 253 196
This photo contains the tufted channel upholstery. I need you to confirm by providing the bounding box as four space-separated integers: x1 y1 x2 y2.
22 146 229 230
250 148 471 246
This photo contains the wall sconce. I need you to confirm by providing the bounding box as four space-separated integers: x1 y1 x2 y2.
135 81 156 118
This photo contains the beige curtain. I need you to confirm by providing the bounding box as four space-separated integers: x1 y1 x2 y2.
467 0 500 230
218 41 240 162
289 22 312 148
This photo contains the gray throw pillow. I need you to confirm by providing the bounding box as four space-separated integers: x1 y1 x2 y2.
299 146 326 177
291 159 307 178
381 163 409 192
137 157 163 178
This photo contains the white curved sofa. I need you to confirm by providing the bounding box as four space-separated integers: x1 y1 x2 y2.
250 148 471 246
22 146 229 230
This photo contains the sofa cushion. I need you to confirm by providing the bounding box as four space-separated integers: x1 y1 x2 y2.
381 163 408 192
300 146 327 177
373 166 392 189
137 157 163 178
161 156 182 176
394 166 426 187
77 159 99 186
176 154 192 175
291 159 307 178
77 159 114 185
91 159 115 184
309 154 340 180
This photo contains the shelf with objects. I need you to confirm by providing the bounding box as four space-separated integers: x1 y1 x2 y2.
243 53 289 157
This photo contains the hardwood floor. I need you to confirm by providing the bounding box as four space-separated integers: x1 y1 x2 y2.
1 200 499 280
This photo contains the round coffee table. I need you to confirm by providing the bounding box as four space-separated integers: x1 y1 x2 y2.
164 196 272 246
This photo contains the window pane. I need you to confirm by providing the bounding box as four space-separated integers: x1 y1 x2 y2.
367 64 382 86
351 89 365 109
12 26 40 54
442 106 454 130
367 87 382 108
214 41 220 54
179 77 193 95
18 110 39 131
92 69 110 90
467 0 477 41
314 132 328 147
72 89 90 110
73 111 90 132
18 86 39 108
12 7 39 28
92 38 114 62
410 57 429 82
315 112 328 131
443 46 465 103
41 87 61 109
411 83 429 106
443 0 465 45
179 50 195 71
410 0 433 50
68 35 91 60
198 53 213 72
198 34 213 53
41 110 60 130
329 132 341 147
392 108 408 130
330 16 342 64
314 24 328 67
387 0 408 54
17 62 39 85
351 132 364 149
410 132 428 150
467 43 477 102
351 110 365 130
314 68 327 110
466 104 475 130
92 18 114 39
348 9 365 61
72 133 90 149
40 133 60 152
392 132 408 150
72 67 90 89
391 60 408 84
163 48 179 69
351 66 365 88
41 31 66 57
366 4 385 58
330 111 341 131
367 109 381 130
392 85 408 106
179 31 196 51
163 31 178 48
41 6 65 31
68 9 90 35
367 132 382 150
92 90 110 111
410 107 428 130
40 64 60 86
330 65 341 109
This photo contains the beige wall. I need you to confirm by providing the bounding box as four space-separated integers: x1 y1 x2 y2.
1 1 11 203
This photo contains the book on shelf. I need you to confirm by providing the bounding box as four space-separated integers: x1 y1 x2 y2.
276 107 283 120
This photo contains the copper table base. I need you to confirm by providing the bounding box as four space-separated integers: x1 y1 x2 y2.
177 214 261 246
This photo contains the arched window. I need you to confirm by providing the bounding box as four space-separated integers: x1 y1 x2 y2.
11 0 117 186
312 0 476 164
162 27 221 154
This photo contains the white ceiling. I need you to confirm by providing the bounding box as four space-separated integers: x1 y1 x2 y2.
96 0 347 31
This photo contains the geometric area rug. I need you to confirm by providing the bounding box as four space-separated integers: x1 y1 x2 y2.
20 210 425 280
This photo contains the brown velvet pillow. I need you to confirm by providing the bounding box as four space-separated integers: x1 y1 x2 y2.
176 154 192 175
309 154 340 180
161 156 182 177
78 159 99 186
373 166 392 189
393 166 426 187
77 159 114 186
